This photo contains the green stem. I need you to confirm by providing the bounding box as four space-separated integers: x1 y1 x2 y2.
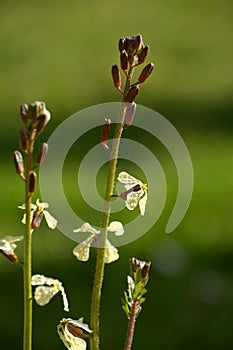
23 141 33 350
90 64 134 350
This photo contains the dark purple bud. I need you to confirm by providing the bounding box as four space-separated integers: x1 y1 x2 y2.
18 128 28 151
29 171 36 194
36 142 49 165
133 34 143 51
13 150 24 175
123 85 140 103
120 50 128 71
130 257 151 279
20 104 29 123
0 250 18 263
123 102 136 130
111 65 121 89
118 37 126 52
35 113 51 137
138 63 154 83
137 45 149 64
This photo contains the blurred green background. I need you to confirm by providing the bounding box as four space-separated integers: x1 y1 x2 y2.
0 0 233 349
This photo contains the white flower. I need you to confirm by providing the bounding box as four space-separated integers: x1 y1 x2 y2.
117 171 148 216
31 274 69 312
57 317 92 350
73 221 124 263
18 198 57 229
0 235 23 262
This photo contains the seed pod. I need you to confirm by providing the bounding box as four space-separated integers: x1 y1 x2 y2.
18 128 28 151
137 45 149 64
138 63 154 83
20 104 29 123
29 171 37 193
32 211 43 229
101 118 111 152
123 102 136 130
120 50 128 71
36 142 49 165
111 65 121 89
123 85 140 103
13 150 24 175
118 37 126 52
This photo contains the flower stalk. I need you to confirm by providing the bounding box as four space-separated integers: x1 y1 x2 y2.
90 34 153 350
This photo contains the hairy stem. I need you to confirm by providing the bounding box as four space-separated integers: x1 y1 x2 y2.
124 299 138 350
90 64 134 350
23 140 33 350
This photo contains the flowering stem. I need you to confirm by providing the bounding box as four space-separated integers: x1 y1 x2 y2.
90 64 135 350
23 139 34 350
124 299 138 350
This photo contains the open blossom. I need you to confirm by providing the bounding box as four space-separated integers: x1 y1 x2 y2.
73 221 124 263
117 171 148 216
18 198 57 229
57 317 92 350
0 235 23 262
31 274 69 312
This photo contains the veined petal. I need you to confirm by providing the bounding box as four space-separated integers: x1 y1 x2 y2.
104 239 119 263
107 221 124 236
34 285 59 306
73 223 100 235
36 198 49 210
73 235 95 262
43 210 58 229
139 191 147 216
4 235 24 244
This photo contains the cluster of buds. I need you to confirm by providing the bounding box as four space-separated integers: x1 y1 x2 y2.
13 101 50 186
111 34 154 102
122 257 151 319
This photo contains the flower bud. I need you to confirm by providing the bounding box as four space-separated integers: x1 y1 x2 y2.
118 37 126 52
130 257 151 280
18 128 28 151
123 102 136 130
120 50 128 71
138 63 154 83
133 34 143 51
137 45 149 64
35 112 51 136
20 104 29 123
29 171 37 194
123 85 140 103
101 118 111 151
111 65 121 89
13 150 24 175
36 142 49 165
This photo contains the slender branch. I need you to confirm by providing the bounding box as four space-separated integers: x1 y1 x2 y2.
23 139 33 350
90 64 135 350
124 299 138 350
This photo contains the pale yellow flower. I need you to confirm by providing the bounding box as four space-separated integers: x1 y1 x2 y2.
73 221 124 263
31 274 69 312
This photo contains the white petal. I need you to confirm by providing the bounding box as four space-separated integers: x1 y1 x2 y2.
0 240 13 252
34 285 59 306
139 191 147 216
73 223 100 235
3 235 24 243
43 210 57 229
57 320 87 350
36 198 49 209
60 285 69 312
118 171 140 185
107 221 124 236
125 192 141 210
104 239 119 263
31 274 47 286
73 235 94 262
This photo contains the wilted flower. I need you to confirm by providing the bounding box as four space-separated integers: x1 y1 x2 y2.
57 317 92 350
0 235 23 262
31 274 69 312
18 199 57 229
117 171 148 216
73 221 124 263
